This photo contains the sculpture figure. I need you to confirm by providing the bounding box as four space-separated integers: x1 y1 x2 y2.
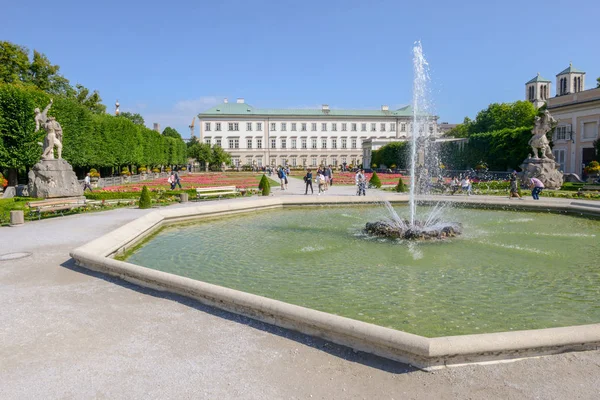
528 109 556 160
34 100 63 160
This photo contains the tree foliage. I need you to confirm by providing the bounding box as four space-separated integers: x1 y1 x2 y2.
395 177 407 192
119 112 145 125
138 186 152 209
0 84 187 177
369 171 382 188
162 126 181 139
258 174 270 196
371 141 409 169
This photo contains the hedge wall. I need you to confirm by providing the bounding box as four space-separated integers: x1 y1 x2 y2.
0 83 187 178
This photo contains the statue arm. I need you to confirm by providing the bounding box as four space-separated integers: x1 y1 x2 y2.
43 100 52 115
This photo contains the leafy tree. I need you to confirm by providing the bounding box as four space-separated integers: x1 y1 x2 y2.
188 140 212 171
118 112 145 126
447 102 536 138
162 126 181 139
0 42 30 85
138 186 152 209
73 84 106 114
372 141 409 169
369 171 382 188
258 174 270 196
29 50 72 96
211 145 232 169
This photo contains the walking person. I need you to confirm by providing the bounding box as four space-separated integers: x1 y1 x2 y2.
530 177 544 200
328 165 334 186
83 173 93 192
323 165 331 190
304 169 314 194
168 172 176 190
174 170 182 189
317 170 325 195
355 169 366 196
509 171 523 199
461 177 471 196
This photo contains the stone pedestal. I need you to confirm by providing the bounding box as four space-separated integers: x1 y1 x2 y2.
520 157 564 189
179 193 189 203
10 210 24 226
28 159 83 198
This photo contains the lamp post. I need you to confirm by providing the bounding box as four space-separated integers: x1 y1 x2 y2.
115 100 120 116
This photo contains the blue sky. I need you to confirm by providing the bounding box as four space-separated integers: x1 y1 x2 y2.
2 0 599 137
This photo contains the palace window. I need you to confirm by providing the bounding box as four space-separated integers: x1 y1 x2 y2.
555 126 567 140
228 139 234 148
371 123 376 132
351 123 357 131
257 138 262 149
332 138 337 149
271 138 276 148
257 158 262 167
342 123 347 131
301 123 307 131
332 158 337 166
312 158 317 166
216 139 222 146
228 123 239 131
256 122 262 131
205 138 211 145
380 123 386 131
321 138 327 149
291 123 297 131
311 138 317 149
341 138 347 149
247 122 252 131
281 122 287 131
390 123 396 131
322 123 327 131
361 123 367 131
292 158 297 167
351 138 357 149
216 123 221 131
301 138 307 149
205 122 211 131
311 123 317 131
332 123 337 131
291 138 297 149
401 123 406 132
281 139 287 149
271 122 276 131
247 139 252 149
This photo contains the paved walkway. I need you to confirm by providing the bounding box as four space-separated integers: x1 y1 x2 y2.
1 194 600 399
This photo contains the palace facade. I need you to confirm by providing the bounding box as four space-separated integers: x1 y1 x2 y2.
198 99 437 168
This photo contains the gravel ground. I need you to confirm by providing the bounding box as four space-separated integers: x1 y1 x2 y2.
1 198 599 399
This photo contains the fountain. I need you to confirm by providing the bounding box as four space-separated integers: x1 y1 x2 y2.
365 41 461 240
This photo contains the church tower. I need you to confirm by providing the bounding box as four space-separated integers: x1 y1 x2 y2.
556 63 585 96
525 73 551 109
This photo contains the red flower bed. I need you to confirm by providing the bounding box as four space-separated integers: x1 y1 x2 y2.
101 173 265 192
333 172 406 185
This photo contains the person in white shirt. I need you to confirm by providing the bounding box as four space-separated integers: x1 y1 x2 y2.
355 169 366 196
83 173 93 192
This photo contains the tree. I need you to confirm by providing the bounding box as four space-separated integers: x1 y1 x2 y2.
0 41 30 85
138 186 152 209
119 112 145 126
29 50 71 96
162 126 182 139
395 177 407 192
211 145 232 169
73 84 106 114
369 171 382 188
258 174 270 196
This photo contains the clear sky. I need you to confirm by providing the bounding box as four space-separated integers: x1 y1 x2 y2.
2 0 599 137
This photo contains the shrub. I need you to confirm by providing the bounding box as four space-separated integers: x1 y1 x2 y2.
369 171 382 188
89 168 100 178
395 177 407 192
121 168 131 176
152 168 160 173
258 174 270 196
584 161 600 175
138 186 152 209
138 166 147 173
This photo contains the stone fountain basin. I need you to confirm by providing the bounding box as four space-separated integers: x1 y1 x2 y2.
70 195 600 370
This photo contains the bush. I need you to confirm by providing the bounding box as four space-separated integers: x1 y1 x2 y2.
121 168 131 176
152 168 160 173
138 186 152 209
89 168 100 178
369 171 382 188
258 174 270 196
395 177 407 192
138 166 147 173
584 161 600 175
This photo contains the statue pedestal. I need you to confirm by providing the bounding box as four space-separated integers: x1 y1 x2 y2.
28 159 84 198
520 157 564 189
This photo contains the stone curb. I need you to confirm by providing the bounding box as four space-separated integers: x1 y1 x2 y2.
70 195 600 370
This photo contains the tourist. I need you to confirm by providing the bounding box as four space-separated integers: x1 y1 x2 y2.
174 170 182 189
304 169 313 194
316 171 325 195
328 165 334 186
509 171 523 199
168 172 176 190
83 173 93 192
450 177 459 195
278 167 288 191
461 177 471 196
356 169 366 196
323 165 331 190
530 177 544 200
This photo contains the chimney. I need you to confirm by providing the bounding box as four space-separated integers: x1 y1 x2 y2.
322 104 330 112
236 98 245 104
381 105 389 111
153 123 160 132
223 98 228 103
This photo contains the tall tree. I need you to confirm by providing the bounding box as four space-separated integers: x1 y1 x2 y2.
73 84 106 114
28 50 71 95
119 111 145 125
162 126 182 139
0 41 30 84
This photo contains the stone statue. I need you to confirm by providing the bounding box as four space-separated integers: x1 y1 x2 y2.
528 109 556 160
35 100 64 160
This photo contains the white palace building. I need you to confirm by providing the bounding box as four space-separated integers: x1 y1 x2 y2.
198 98 437 169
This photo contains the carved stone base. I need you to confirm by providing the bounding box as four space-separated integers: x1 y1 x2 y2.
28 159 84 198
520 157 564 190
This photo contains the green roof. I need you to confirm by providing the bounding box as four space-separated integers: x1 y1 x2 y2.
199 103 424 118
557 63 585 76
526 73 551 84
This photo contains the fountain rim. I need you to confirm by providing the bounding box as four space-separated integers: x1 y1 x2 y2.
70 195 600 370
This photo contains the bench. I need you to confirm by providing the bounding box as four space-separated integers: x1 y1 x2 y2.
27 197 87 220
196 186 240 199
579 185 600 192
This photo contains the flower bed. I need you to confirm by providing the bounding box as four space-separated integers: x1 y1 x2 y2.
332 172 406 186
101 173 265 192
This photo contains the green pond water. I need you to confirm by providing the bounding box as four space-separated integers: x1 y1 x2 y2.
126 205 600 337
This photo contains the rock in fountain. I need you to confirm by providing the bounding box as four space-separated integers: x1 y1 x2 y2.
365 219 462 240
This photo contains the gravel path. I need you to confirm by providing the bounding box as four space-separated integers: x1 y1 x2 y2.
1 197 599 399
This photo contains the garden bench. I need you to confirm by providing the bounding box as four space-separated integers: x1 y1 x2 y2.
579 185 600 192
196 186 240 199
27 197 86 220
